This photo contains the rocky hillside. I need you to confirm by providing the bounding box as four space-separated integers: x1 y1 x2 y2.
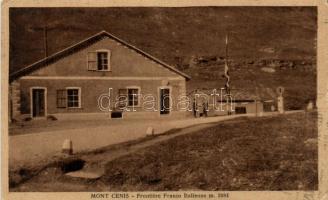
184 57 316 110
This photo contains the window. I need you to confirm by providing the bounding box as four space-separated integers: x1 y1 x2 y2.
56 90 67 108
56 88 81 108
67 88 81 108
97 52 108 71
127 88 139 107
87 50 111 71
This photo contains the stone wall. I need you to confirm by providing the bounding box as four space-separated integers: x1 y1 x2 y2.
10 80 21 120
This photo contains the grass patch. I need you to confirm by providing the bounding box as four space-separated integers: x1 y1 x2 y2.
9 156 84 188
101 111 318 191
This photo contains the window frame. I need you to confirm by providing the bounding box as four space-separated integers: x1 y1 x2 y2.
66 87 82 108
96 49 111 72
126 86 141 107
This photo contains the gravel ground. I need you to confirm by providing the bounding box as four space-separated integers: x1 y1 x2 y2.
9 113 255 167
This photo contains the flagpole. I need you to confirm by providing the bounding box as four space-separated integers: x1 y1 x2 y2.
224 33 230 96
225 33 228 66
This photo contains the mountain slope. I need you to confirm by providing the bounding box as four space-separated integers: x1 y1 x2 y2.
10 7 316 71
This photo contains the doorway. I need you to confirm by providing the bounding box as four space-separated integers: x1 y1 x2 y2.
31 88 46 117
160 88 170 115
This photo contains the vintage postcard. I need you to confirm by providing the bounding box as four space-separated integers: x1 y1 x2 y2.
1 0 328 200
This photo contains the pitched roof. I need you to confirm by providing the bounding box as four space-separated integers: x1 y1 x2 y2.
10 30 191 81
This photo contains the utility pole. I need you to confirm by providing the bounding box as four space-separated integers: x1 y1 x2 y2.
43 26 48 58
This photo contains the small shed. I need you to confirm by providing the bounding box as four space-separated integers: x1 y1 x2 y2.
188 88 274 117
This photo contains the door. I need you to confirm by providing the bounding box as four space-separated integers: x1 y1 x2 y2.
160 88 170 115
32 89 45 117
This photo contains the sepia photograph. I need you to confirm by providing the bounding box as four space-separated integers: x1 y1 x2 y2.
2 3 324 197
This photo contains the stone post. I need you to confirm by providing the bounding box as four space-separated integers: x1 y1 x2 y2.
276 86 285 114
277 96 284 114
146 127 155 136
62 139 73 155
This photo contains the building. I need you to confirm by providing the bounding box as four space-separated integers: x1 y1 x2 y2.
189 88 275 117
9 31 191 120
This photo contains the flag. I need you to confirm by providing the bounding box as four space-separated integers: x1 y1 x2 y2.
224 34 230 93
224 62 230 89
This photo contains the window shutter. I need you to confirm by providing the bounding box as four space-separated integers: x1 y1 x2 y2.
119 88 127 96
87 52 97 71
56 89 67 108
118 89 128 109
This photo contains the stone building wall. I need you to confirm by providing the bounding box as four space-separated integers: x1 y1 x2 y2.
10 79 21 120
